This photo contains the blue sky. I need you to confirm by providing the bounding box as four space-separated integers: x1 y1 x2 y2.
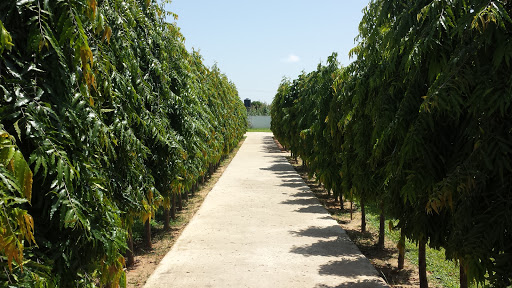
164 1 370 104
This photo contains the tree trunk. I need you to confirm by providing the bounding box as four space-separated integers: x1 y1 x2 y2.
398 229 405 270
361 199 366 233
339 194 344 210
178 192 183 211
126 229 135 267
460 258 468 288
144 219 152 249
163 207 170 230
171 193 176 220
184 190 189 201
350 200 353 220
378 202 385 250
419 238 428 288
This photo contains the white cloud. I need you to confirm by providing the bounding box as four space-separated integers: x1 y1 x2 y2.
282 54 300 63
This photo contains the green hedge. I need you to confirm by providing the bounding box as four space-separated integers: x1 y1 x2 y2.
0 0 246 286
272 1 512 286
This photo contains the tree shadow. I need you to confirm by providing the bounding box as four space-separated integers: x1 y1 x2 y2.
280 180 306 188
289 237 357 258
288 190 313 197
276 174 303 179
290 225 343 239
260 163 294 172
260 135 283 153
295 205 328 214
318 258 379 277
280 198 318 206
263 155 289 163
279 190 327 214
270 170 297 176
314 278 389 288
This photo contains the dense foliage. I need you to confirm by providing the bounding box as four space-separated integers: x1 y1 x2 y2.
271 1 512 287
247 101 271 116
0 0 246 286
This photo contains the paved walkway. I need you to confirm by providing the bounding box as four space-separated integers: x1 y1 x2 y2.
144 132 388 288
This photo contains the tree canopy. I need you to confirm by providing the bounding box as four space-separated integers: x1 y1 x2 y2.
271 1 512 286
0 0 246 286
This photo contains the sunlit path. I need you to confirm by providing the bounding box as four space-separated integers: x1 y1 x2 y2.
145 132 387 288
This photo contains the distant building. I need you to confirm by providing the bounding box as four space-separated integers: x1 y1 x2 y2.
244 98 251 109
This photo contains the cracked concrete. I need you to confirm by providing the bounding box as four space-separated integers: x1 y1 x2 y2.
144 132 388 288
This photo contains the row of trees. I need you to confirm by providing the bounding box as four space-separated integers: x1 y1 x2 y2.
247 101 271 116
271 1 512 287
0 0 246 286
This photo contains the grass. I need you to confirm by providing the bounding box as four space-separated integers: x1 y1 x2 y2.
364 204 476 288
247 128 272 132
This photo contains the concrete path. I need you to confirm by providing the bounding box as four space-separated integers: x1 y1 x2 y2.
144 132 388 288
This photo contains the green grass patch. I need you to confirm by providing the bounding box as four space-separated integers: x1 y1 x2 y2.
247 128 272 132
364 204 475 288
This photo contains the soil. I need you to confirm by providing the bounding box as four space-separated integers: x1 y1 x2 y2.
279 138 439 288
125 138 245 287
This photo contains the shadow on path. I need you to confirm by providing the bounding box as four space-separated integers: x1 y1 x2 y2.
314 279 389 288
290 225 342 239
261 135 282 153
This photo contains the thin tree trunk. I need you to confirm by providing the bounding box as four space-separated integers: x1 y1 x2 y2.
171 193 176 220
350 200 353 220
378 202 385 250
163 207 170 230
184 189 189 201
398 229 405 270
126 229 135 267
339 194 344 210
178 192 183 211
144 219 152 249
419 238 428 288
361 199 366 233
460 258 468 288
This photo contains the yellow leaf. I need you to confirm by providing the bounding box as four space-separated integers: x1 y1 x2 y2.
23 214 35 245
23 169 33 201
118 256 125 267
90 96 95 107
88 0 97 19
142 212 151 223
80 46 93 69
102 27 112 44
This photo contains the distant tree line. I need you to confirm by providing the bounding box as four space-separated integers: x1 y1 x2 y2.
247 101 271 116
